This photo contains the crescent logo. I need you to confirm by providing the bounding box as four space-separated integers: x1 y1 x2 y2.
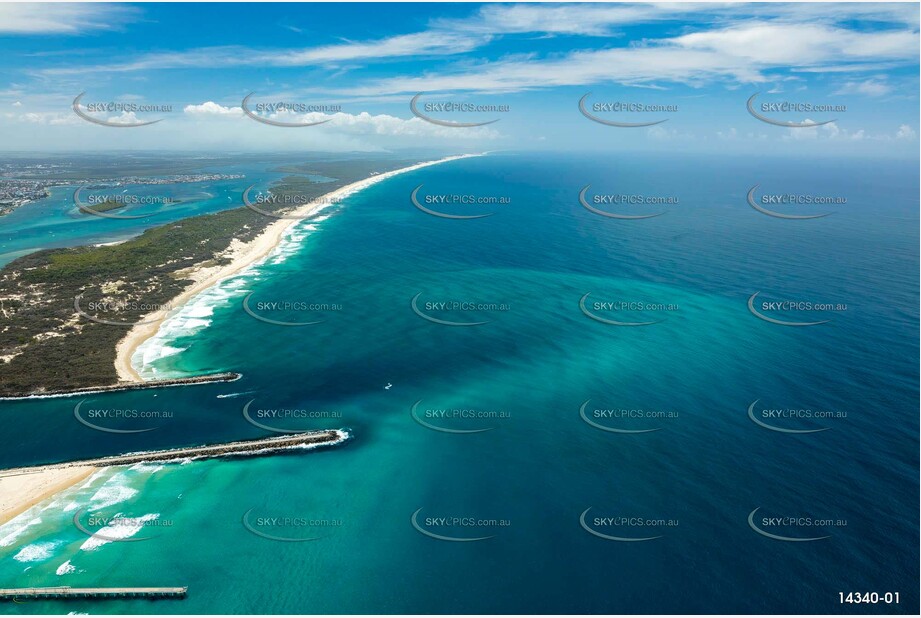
410 93 499 128
72 93 163 128
410 185 492 220
578 185 665 220
242 508 324 542
73 294 165 327
746 93 836 128
73 508 157 542
242 399 306 434
747 508 831 542
578 93 667 128
411 292 490 327
410 400 494 434
242 292 324 326
747 399 830 434
410 508 495 542
747 292 830 327
72 187 149 220
73 399 157 434
579 293 662 327
579 400 660 434
241 93 332 127
242 184 325 220
579 508 663 542
746 185 832 220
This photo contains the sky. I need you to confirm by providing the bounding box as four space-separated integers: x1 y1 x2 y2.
0 2 918 156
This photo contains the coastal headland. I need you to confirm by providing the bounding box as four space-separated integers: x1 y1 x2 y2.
0 154 481 397
115 154 480 382
0 155 472 529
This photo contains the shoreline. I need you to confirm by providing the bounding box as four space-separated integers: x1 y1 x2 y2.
0 429 349 476
114 153 481 382
0 466 96 527
0 372 241 401
0 430 348 527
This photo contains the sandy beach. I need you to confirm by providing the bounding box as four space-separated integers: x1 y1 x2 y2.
0 156 478 530
115 153 480 382
0 466 95 526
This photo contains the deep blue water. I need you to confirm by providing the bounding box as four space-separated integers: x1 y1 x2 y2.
0 153 917 614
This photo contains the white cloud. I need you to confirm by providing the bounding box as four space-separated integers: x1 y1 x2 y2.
341 46 765 96
182 101 499 140
40 32 488 75
0 4 138 34
436 3 920 37
896 124 917 139
33 5 918 85
337 22 917 96
184 102 244 116
671 23 917 67
834 78 892 97
783 121 913 142
435 4 666 36
104 111 145 126
15 111 78 125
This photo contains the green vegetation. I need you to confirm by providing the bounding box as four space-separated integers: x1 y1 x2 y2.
0 157 419 396
82 198 127 213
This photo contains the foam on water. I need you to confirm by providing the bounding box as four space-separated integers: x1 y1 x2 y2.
84 472 139 511
128 462 164 474
130 188 344 379
14 540 61 562
132 276 256 379
79 513 159 551
56 559 76 575
0 515 42 547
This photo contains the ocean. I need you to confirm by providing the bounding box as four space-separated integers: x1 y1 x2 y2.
0 152 917 614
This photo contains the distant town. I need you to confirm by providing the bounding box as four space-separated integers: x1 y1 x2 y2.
0 162 244 215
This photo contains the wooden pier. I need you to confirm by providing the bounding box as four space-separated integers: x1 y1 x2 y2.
0 586 187 600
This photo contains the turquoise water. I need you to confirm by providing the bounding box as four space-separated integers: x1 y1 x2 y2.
0 162 289 267
0 153 917 613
